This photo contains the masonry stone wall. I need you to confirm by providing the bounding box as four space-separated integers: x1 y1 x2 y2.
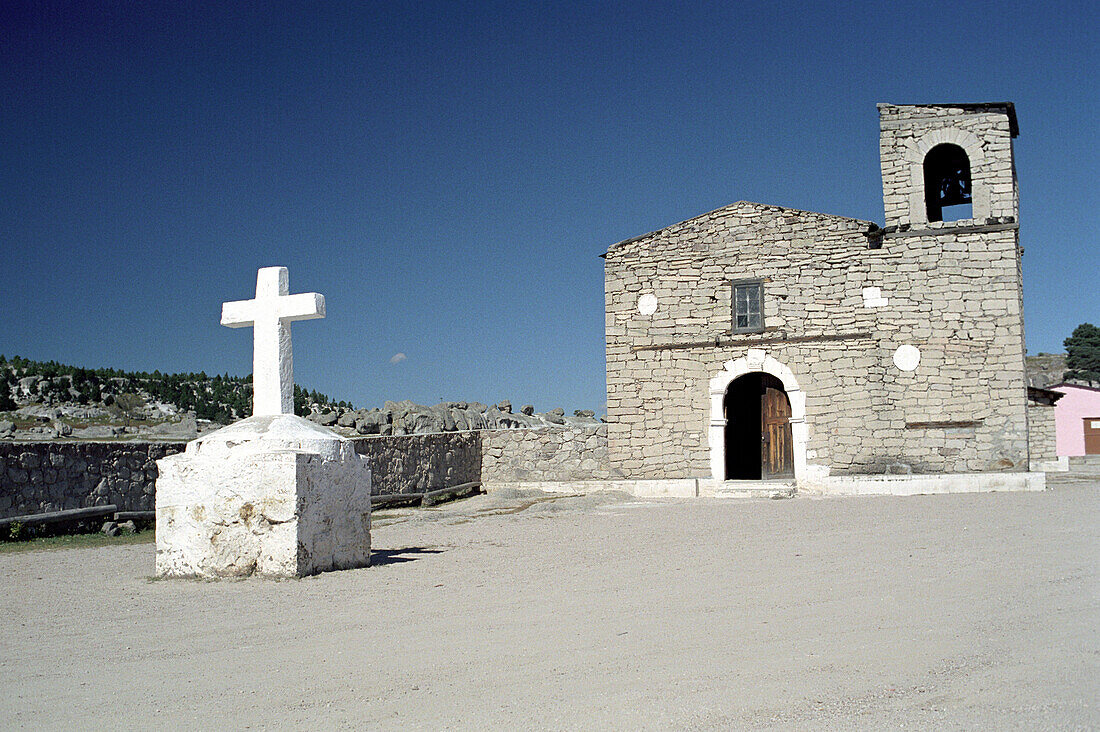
481 426 618 482
878 103 1018 228
2 426 615 520
0 442 184 519
351 431 481 494
604 104 1028 481
1027 404 1057 462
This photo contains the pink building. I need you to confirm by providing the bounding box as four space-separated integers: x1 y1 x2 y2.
1050 383 1100 456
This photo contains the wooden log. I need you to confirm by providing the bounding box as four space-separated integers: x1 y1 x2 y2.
371 482 482 510
113 511 156 522
422 482 482 507
0 504 119 530
370 493 424 509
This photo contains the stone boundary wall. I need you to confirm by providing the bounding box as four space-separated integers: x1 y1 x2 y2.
481 426 618 482
0 442 185 519
350 431 482 495
1 427 613 519
1027 404 1057 461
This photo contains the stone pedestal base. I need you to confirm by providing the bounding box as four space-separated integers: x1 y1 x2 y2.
155 415 371 578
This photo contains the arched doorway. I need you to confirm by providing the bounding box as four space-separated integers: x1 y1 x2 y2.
723 372 794 480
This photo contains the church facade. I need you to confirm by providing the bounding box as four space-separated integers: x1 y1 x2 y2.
603 103 1034 491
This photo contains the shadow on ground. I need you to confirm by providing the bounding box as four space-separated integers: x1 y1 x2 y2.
369 546 444 566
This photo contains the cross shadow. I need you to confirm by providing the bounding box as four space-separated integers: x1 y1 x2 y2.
370 547 444 566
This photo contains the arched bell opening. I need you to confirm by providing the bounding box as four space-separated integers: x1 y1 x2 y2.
924 143 973 222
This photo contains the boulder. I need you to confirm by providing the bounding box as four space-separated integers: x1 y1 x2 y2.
498 413 525 428
483 406 503 429
574 409 596 418
544 407 566 425
17 376 41 394
496 400 512 414
336 410 358 428
429 403 456 431
311 411 338 427
15 406 53 422
521 405 535 416
452 409 470 431
405 409 444 434
0 421 13 436
508 413 542 429
463 408 486 430
354 410 387 435
383 399 418 413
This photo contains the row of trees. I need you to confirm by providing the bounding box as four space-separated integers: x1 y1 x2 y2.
0 355 353 423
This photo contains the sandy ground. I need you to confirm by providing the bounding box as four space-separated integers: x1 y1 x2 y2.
1 483 1097 730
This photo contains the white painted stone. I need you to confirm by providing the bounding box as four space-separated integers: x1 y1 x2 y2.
1030 456 1069 473
862 286 888 307
481 479 698 498
156 414 372 578
893 344 921 371
483 469 1046 500
221 267 325 416
697 479 794 499
798 471 1045 496
637 292 658 315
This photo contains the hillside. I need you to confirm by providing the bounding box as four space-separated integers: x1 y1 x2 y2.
0 355 602 441
1026 353 1068 388
0 354 346 440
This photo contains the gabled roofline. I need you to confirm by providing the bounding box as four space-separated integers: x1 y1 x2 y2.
603 201 877 257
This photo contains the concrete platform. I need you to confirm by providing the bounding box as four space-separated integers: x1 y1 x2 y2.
485 471 1046 500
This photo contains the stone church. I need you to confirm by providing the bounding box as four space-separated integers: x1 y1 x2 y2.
603 103 1038 493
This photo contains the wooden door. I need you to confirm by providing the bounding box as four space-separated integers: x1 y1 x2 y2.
760 379 794 478
1085 417 1100 455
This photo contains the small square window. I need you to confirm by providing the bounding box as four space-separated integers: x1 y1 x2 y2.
732 280 764 333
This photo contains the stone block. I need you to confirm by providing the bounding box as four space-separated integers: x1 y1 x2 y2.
155 415 371 579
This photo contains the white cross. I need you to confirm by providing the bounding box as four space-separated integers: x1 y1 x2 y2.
221 267 325 416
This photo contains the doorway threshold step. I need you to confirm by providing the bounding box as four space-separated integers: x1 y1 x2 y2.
712 481 795 500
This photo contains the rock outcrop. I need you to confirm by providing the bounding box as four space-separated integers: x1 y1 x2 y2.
307 400 603 436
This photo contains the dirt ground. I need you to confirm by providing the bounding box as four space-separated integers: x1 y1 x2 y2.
2 482 1097 730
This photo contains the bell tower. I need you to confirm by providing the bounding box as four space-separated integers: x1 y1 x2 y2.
878 103 1019 231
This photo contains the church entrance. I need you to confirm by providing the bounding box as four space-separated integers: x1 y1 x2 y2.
723 372 794 480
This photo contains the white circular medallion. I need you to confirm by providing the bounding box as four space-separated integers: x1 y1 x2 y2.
637 293 658 315
893 345 921 372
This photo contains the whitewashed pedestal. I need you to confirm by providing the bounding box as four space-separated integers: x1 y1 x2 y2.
155 414 371 578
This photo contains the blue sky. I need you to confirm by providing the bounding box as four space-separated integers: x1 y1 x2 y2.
2 1 1097 412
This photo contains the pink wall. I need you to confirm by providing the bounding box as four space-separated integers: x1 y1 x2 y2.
1051 384 1100 456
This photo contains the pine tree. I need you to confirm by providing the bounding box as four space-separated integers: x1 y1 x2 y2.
1064 323 1100 385
0 373 15 411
